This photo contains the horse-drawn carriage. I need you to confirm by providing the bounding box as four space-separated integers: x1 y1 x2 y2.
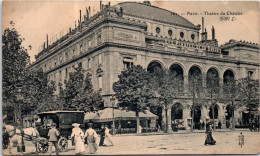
36 111 85 153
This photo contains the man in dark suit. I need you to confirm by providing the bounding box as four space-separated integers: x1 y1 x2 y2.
99 125 105 146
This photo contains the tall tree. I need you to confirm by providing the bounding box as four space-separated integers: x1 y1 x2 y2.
238 77 260 122
22 68 57 113
2 22 30 125
150 68 180 133
59 63 103 112
205 71 220 130
222 76 240 130
188 70 205 132
113 65 154 134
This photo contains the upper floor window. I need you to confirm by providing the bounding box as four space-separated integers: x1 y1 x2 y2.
59 54 63 63
54 59 57 67
180 32 184 38
156 27 161 34
65 52 68 61
168 29 173 36
48 62 51 69
248 71 254 79
59 71 62 81
88 40 92 48
191 34 195 40
73 49 76 58
80 44 83 55
98 35 101 43
88 58 91 69
123 57 133 70
65 68 68 79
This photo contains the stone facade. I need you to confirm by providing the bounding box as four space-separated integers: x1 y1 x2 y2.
30 2 260 131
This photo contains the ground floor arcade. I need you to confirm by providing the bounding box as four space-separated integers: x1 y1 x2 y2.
160 99 249 132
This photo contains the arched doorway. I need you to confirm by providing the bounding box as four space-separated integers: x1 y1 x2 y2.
225 105 233 128
147 61 163 73
170 64 184 94
171 103 183 131
209 104 219 119
190 105 202 129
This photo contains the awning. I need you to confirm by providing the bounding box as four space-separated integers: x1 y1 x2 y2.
84 108 158 122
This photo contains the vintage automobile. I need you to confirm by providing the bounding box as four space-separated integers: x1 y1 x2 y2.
36 111 85 153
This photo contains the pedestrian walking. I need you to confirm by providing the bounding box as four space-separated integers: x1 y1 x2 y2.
204 124 216 146
85 123 98 154
104 125 114 146
238 132 244 148
48 123 60 155
71 123 85 155
99 125 105 146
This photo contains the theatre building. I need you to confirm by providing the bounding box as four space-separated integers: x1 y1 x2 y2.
30 1 260 132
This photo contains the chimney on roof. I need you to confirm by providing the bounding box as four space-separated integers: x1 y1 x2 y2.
212 26 215 40
108 2 111 6
86 7 89 20
205 28 207 40
89 6 91 17
80 10 82 23
201 17 207 41
202 17 204 33
100 0 102 11
46 34 49 49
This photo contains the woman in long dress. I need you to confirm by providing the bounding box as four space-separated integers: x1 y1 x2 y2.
204 124 216 146
85 123 98 154
71 123 85 155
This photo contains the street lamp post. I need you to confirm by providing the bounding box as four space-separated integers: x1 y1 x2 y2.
110 96 116 135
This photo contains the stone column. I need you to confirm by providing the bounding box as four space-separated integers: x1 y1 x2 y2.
167 108 174 133
184 75 189 96
222 105 227 128
202 72 207 89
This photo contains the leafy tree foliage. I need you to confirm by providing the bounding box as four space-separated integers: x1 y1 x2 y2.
205 71 220 130
188 69 205 132
22 69 57 113
113 65 154 134
59 63 103 112
2 23 30 124
238 77 260 121
222 76 240 130
149 68 180 133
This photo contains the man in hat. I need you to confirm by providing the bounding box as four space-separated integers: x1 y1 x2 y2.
48 123 60 155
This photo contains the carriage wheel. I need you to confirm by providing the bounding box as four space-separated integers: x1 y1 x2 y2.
57 137 68 152
37 143 48 153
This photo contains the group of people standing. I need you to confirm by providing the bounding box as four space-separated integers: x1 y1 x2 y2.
70 123 113 155
48 123 113 155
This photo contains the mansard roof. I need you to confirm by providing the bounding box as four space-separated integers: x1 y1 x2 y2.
115 2 199 30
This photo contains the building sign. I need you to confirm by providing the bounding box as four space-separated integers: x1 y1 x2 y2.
114 30 140 42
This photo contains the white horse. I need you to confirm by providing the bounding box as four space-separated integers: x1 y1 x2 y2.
3 124 40 155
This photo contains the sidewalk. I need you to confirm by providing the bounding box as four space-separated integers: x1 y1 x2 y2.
113 128 250 137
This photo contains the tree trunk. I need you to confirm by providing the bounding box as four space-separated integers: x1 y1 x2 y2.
212 106 215 130
231 107 235 131
165 108 168 133
136 111 140 134
191 107 195 132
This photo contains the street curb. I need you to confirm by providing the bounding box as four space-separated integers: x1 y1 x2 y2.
112 128 251 137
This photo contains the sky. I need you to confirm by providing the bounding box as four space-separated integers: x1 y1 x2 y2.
2 0 260 63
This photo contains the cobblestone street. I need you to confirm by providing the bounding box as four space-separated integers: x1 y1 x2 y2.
3 129 260 155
